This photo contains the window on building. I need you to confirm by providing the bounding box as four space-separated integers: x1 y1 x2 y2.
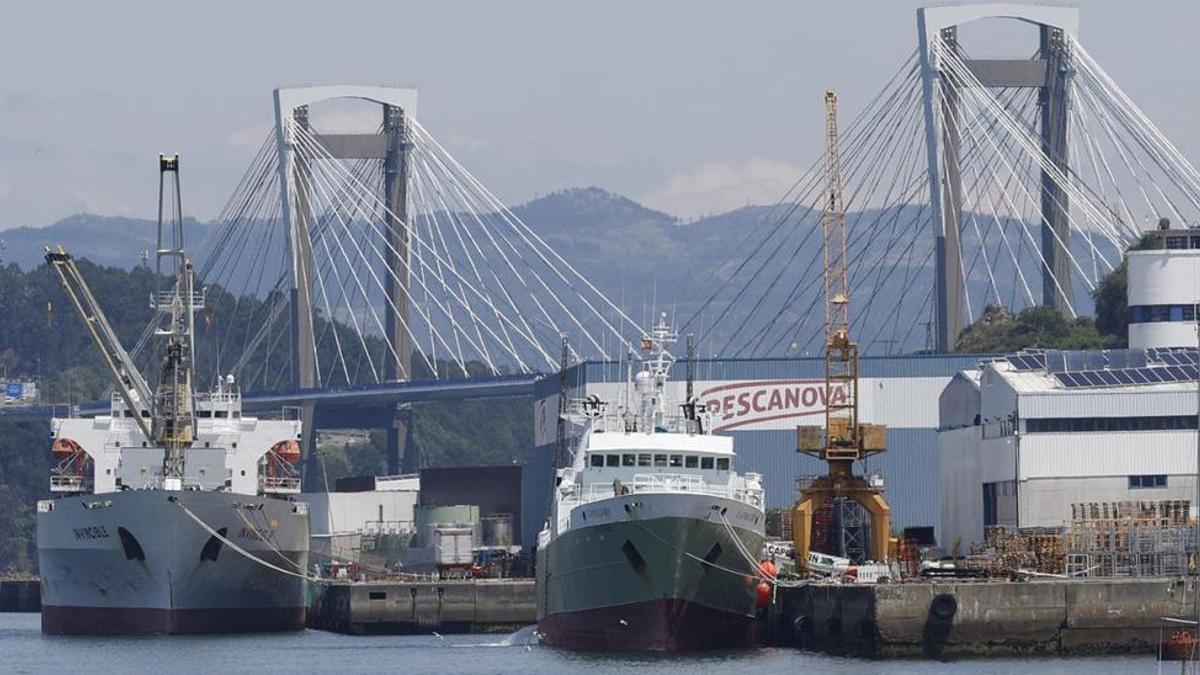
684 455 698 468
590 454 604 468
1130 304 1200 323
716 457 730 471
653 454 668 467
623 454 636 467
1027 415 1199 433
700 457 714 470
1129 474 1168 489
637 454 652 467
669 454 683 468
606 454 620 467
1167 236 1188 249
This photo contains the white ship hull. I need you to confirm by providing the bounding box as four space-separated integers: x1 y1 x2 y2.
37 489 308 634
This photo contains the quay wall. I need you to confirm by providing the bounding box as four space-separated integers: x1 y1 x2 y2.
0 579 40 612
308 579 535 635
768 578 1195 657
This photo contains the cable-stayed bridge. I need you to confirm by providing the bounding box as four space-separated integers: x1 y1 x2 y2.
8 3 1200 487
686 3 1200 356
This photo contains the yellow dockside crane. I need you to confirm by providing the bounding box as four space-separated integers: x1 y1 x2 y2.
792 91 892 570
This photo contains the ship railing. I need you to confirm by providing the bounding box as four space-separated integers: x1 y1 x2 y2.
260 475 301 494
577 473 748 503
150 289 206 310
581 414 707 435
49 474 90 493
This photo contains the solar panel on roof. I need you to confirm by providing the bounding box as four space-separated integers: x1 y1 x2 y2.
1099 371 1122 386
1127 369 1149 384
1185 365 1200 380
1113 370 1134 385
1056 369 1084 386
1167 366 1188 380
1007 354 1045 371
1141 368 1165 383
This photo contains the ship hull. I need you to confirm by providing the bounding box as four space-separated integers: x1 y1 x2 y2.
37 489 309 635
536 492 765 652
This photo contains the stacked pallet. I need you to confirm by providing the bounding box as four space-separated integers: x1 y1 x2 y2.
1064 500 1194 578
965 525 1059 577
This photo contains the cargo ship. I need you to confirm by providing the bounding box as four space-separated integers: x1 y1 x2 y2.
36 155 309 635
536 316 767 651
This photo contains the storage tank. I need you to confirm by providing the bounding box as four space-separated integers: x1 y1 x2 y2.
481 513 512 547
414 504 480 547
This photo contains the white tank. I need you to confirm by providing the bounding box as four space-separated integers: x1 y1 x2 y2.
1127 246 1200 349
634 369 654 396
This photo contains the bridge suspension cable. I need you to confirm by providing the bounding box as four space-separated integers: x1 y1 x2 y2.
186 108 644 391
686 27 1200 357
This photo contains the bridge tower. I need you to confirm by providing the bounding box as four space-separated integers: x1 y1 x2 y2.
918 3 1078 352
273 86 419 486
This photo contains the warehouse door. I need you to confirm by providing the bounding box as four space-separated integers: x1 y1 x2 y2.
982 483 997 533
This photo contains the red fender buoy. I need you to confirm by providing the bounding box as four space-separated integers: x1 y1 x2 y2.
755 581 771 607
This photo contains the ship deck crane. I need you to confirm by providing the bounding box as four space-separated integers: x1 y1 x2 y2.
45 155 203 482
792 91 893 569
45 246 155 441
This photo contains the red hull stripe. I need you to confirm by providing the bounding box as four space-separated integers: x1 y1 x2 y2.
41 605 305 635
539 598 757 652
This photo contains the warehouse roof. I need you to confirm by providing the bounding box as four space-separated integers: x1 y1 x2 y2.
984 347 1198 395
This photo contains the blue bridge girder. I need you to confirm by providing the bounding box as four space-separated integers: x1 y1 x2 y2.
0 373 545 424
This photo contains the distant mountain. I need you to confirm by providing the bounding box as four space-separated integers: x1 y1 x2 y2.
0 214 210 271
1 189 1120 355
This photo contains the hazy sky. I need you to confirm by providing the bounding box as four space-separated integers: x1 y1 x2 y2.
0 1 1195 228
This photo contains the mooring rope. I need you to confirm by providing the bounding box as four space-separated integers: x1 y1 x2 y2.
235 506 309 574
173 498 320 582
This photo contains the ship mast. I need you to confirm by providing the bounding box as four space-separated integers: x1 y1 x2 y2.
152 155 203 485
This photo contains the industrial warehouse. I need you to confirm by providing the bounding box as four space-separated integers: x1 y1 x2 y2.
939 226 1200 570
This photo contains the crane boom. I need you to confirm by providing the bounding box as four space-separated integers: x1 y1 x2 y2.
821 90 859 455
793 90 892 573
44 246 154 441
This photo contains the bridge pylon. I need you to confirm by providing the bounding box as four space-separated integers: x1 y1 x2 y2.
918 3 1078 352
273 85 419 486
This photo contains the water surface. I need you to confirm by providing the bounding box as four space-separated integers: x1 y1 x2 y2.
0 613 1153 673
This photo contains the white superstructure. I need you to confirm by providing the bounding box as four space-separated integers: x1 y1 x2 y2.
49 381 302 497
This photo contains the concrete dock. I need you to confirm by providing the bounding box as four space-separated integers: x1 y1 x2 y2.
307 579 535 635
0 579 40 612
765 577 1197 657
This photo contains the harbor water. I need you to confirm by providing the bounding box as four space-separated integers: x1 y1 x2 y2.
0 613 1152 674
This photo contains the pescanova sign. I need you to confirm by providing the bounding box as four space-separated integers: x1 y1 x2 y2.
698 379 849 432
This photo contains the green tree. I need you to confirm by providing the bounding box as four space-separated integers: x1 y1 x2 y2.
956 304 1112 353
1092 232 1161 348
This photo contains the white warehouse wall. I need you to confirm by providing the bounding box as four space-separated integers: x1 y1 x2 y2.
1128 248 1200 349
301 490 419 536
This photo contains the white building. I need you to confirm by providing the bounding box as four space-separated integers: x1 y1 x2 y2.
939 351 1198 548
939 229 1200 549
301 474 420 537
1128 229 1200 349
